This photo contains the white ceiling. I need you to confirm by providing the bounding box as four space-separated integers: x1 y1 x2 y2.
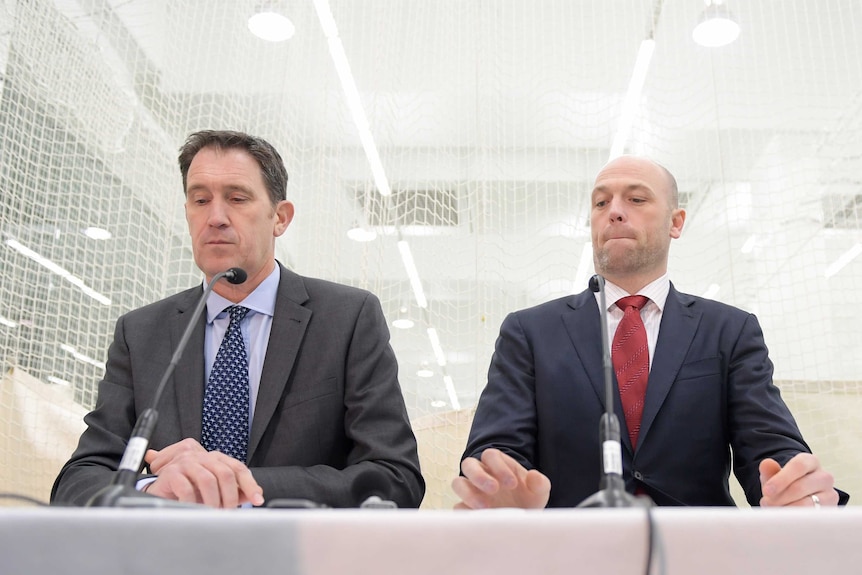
3 0 862 419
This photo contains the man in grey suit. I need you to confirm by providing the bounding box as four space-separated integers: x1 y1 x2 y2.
51 130 424 509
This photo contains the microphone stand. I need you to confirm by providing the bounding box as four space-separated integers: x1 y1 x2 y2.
577 275 651 509
86 268 247 508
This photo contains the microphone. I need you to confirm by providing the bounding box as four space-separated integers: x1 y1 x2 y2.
354 468 398 509
577 274 651 508
86 267 248 507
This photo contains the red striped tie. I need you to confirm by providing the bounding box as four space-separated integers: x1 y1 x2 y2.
612 296 650 450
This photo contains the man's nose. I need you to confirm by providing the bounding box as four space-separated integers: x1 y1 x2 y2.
207 200 229 226
607 198 626 221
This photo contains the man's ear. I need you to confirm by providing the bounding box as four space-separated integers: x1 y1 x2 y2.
274 200 295 237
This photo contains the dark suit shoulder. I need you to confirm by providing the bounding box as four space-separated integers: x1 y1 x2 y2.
114 286 201 327
278 265 376 304
670 286 754 323
506 290 594 322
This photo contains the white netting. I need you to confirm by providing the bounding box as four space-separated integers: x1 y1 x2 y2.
1 0 860 508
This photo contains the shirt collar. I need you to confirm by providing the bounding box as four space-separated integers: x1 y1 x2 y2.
597 273 670 313
205 264 280 322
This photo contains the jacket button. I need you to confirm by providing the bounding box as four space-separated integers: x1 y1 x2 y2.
633 471 643 480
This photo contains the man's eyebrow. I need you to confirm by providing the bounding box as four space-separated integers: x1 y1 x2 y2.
592 183 653 194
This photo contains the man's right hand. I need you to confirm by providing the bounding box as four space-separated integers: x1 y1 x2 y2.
451 448 551 510
143 438 264 509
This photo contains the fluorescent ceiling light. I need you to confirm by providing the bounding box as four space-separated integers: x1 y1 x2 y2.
609 38 655 160
426 327 447 367
0 315 18 328
692 2 741 48
740 234 757 254
444 374 461 410
47 375 72 386
83 226 112 240
248 10 296 42
397 240 428 308
346 224 377 242
313 0 391 196
5 238 111 306
391 306 415 330
60 343 106 371
416 364 434 378
825 243 862 279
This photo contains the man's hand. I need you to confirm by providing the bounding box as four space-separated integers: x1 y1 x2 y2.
451 448 551 510
759 453 838 507
143 438 264 509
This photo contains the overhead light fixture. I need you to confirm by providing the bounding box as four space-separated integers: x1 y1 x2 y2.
0 315 18 328
692 0 740 48
83 226 112 240
416 363 434 378
248 5 296 42
346 222 377 242
443 374 460 410
391 306 415 330
609 38 656 159
825 243 862 280
46 375 71 386
313 0 391 196
60 343 106 371
397 240 428 308
4 237 111 305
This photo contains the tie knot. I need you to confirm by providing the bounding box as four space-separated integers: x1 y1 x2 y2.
227 305 250 323
616 295 649 313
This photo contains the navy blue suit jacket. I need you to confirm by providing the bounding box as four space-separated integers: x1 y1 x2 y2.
464 283 844 507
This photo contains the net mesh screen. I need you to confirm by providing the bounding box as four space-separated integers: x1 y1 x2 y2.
1 0 861 508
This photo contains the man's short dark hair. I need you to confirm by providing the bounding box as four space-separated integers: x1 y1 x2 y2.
178 130 288 206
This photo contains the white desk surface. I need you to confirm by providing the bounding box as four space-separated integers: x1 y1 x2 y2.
2 506 860 575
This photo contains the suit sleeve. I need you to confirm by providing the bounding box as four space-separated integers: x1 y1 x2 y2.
726 313 848 505
50 315 138 506
461 311 539 472
250 292 425 508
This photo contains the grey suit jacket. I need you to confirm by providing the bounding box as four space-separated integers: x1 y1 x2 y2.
51 264 424 508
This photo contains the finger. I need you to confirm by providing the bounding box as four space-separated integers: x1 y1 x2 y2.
762 453 818 500
146 439 206 472
233 464 264 506
451 475 493 509
460 456 500 494
524 469 552 499
758 458 782 485
480 449 522 490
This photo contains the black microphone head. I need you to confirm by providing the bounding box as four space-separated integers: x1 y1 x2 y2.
589 274 603 293
225 268 247 285
352 468 396 508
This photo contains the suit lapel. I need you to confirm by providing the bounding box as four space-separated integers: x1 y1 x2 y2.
638 285 701 448
247 265 311 460
561 290 615 414
171 287 207 441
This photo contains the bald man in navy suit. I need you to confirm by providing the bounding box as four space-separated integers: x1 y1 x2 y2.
453 155 845 509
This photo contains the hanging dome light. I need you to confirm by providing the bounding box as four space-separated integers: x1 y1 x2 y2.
248 5 296 42
692 1 740 48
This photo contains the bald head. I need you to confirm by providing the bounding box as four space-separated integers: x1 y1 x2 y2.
589 155 686 293
595 155 679 209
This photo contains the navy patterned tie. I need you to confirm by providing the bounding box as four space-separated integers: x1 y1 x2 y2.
202 305 250 462
612 296 650 450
